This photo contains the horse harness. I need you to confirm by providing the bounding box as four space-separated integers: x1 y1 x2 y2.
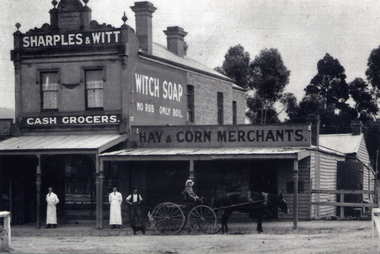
247 191 270 206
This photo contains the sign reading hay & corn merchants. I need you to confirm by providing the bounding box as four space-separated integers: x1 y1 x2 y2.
131 124 311 148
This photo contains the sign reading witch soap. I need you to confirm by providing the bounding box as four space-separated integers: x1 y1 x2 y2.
21 30 121 48
131 124 311 148
131 66 187 125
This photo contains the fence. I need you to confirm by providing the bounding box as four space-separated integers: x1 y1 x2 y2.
311 189 377 218
0 211 10 252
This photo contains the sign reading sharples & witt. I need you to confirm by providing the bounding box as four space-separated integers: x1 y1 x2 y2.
131 124 311 148
21 29 121 48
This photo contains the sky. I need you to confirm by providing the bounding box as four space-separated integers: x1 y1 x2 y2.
1 0 380 110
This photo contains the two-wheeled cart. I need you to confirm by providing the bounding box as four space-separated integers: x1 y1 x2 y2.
149 202 220 235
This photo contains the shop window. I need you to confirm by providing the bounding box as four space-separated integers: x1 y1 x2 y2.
286 181 304 193
41 72 59 111
85 69 104 110
217 92 224 125
187 85 194 122
232 101 237 124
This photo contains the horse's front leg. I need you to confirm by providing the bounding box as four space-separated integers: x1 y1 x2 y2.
221 210 231 234
257 217 263 233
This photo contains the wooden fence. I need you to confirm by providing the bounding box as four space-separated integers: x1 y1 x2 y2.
311 189 378 218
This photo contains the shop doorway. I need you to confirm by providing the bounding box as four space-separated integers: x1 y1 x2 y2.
250 160 278 194
1 155 37 224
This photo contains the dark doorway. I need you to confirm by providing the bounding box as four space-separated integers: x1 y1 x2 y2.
249 160 278 194
1 155 37 224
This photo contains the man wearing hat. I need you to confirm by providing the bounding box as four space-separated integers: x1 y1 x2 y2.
126 187 144 233
183 179 202 203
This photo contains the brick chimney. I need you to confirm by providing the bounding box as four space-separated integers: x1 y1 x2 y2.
164 26 188 57
351 119 362 135
306 114 320 146
131 1 156 54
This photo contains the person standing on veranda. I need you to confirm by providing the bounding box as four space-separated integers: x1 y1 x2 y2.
126 187 144 229
46 187 59 229
109 187 123 229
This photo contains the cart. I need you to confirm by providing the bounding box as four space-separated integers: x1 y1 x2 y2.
149 201 220 235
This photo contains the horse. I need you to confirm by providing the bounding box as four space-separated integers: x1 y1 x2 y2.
216 192 289 234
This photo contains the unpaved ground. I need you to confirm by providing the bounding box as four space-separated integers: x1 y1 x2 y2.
7 229 380 254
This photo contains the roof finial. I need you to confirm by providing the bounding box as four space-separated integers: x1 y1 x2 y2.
52 0 58 8
122 12 128 25
15 23 21 31
83 0 89 6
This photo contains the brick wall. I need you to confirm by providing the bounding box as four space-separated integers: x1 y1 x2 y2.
187 72 246 125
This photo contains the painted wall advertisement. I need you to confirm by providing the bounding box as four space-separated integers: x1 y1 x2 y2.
131 64 187 125
131 124 311 148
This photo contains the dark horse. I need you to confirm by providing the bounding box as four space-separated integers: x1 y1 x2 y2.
216 192 289 234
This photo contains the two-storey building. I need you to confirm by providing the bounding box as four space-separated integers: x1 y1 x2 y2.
0 0 245 226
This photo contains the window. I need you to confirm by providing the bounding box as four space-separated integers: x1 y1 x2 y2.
232 101 237 125
187 85 194 122
41 72 59 111
217 92 224 125
85 69 104 110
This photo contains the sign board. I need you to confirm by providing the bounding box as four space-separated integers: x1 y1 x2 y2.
131 124 311 148
21 29 121 48
130 63 187 126
21 114 121 127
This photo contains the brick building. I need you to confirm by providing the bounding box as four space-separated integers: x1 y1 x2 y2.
0 0 245 226
0 0 375 230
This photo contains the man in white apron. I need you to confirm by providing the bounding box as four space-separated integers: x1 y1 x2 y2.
46 187 59 228
109 187 123 229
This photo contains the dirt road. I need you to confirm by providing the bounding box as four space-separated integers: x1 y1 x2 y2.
8 228 379 254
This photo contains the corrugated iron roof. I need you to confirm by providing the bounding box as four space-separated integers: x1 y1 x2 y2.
100 146 307 157
319 133 363 154
0 134 127 153
151 43 227 80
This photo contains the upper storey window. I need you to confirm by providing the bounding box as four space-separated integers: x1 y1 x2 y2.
41 72 59 111
85 69 104 110
217 92 224 125
233 101 237 125
187 85 194 123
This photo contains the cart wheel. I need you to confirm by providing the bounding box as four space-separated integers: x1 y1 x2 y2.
188 205 220 234
141 207 153 228
151 202 186 235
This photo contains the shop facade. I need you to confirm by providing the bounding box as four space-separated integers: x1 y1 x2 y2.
1 0 246 227
98 119 375 229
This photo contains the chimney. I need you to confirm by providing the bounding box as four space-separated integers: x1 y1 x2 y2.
164 26 188 57
306 114 320 146
131 1 156 54
351 119 362 135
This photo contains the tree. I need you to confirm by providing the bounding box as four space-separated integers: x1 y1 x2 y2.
305 53 349 108
281 93 301 122
246 95 280 124
348 78 378 123
366 45 380 97
246 48 290 124
218 44 251 88
300 53 354 131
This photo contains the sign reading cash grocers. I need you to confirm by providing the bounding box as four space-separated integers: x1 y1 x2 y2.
131 124 311 148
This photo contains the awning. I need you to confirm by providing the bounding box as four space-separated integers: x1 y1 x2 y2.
100 146 311 161
0 134 128 155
